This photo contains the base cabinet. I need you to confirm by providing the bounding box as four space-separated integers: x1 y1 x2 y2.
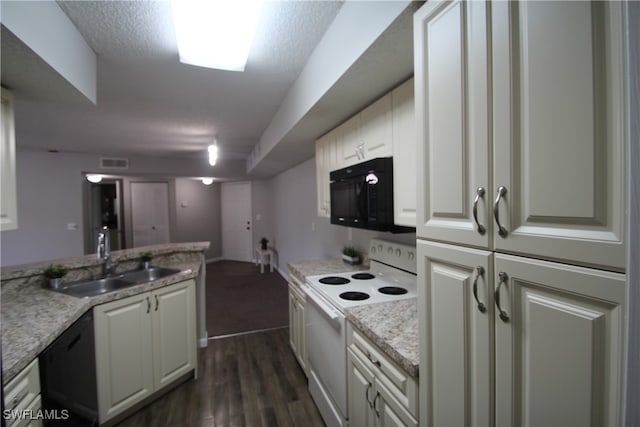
94 279 196 423
3 359 43 427
288 274 307 373
347 324 418 427
418 241 626 426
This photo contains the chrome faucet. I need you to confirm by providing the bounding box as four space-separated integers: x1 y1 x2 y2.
97 226 113 276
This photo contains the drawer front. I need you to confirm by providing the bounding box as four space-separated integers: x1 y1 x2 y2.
347 324 418 417
4 359 41 427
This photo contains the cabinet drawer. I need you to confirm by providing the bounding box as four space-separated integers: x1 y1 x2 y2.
348 324 418 417
4 359 41 423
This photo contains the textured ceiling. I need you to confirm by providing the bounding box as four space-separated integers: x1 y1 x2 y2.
9 1 343 173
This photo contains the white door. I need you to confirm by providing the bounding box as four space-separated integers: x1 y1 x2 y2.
494 253 626 427
221 181 252 262
131 182 170 247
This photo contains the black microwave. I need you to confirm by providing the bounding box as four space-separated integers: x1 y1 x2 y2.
329 157 414 232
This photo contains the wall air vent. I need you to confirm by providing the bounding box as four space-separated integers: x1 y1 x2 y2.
99 157 129 170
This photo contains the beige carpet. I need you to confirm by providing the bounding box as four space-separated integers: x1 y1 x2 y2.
206 260 289 337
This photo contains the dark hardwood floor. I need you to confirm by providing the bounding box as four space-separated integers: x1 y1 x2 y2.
116 328 325 427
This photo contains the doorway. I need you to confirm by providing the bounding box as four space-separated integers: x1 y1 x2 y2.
221 181 253 262
86 179 124 254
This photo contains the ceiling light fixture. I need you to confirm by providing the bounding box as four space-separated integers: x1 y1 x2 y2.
208 143 218 166
171 0 264 72
86 174 103 183
201 177 214 185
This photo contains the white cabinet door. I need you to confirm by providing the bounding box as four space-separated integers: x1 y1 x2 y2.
347 348 376 427
494 254 626 427
491 1 627 271
316 131 339 218
417 240 493 427
361 93 392 159
338 114 362 167
415 0 491 248
152 280 196 389
288 278 307 373
392 78 417 228
1 87 18 231
377 380 419 427
94 293 154 422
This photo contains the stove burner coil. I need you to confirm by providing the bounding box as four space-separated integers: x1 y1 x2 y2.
339 291 370 301
378 286 408 295
351 273 375 280
319 276 350 285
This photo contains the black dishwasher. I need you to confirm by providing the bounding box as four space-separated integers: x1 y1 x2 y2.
39 310 98 426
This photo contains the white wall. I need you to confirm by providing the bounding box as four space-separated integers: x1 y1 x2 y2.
269 157 415 278
0 150 223 267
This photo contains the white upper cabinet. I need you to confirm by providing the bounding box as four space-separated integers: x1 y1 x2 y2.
491 0 627 272
415 0 491 249
392 78 417 227
360 93 393 160
1 87 18 231
316 130 339 218
338 114 363 166
416 0 627 271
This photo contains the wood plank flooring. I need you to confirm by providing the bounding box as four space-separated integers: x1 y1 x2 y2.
115 328 325 427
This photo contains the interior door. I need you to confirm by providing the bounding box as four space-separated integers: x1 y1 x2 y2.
221 181 252 262
131 182 170 247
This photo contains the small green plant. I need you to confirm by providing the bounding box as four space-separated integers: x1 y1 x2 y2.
260 237 269 249
140 251 154 262
342 246 359 258
43 264 69 279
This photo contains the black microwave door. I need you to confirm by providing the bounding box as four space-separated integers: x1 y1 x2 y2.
330 178 365 226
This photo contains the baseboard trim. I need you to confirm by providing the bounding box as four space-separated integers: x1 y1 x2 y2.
208 325 288 341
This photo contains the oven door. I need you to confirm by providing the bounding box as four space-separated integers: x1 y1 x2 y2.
304 286 348 427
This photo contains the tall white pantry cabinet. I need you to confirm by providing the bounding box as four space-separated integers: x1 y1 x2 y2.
414 1 629 427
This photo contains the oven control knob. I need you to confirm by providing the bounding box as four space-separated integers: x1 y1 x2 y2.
388 246 393 254
408 251 415 260
371 246 377 254
378 244 383 252
395 249 401 257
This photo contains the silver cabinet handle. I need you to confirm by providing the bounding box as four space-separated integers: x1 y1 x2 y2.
366 382 373 408
155 295 159 311
373 391 381 418
472 266 486 313
493 186 508 237
473 187 486 235
495 272 510 322
146 296 151 314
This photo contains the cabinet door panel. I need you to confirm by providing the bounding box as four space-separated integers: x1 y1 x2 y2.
415 0 491 248
392 78 417 227
152 281 196 389
492 1 626 270
377 380 418 427
417 240 493 427
347 348 376 427
361 94 392 159
339 115 361 167
94 294 153 422
494 254 625 427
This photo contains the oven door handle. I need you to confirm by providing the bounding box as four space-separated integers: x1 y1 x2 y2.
306 288 341 326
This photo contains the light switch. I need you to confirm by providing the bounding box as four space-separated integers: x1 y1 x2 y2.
256 213 261 221
67 222 78 230
181 201 188 208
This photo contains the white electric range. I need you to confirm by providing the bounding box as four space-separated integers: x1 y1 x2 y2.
304 239 417 427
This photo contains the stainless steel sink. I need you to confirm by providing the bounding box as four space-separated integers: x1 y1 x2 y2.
54 267 182 298
56 277 138 298
118 267 182 284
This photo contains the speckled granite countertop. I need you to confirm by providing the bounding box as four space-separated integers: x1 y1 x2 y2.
1 242 209 385
287 258 368 284
287 258 418 378
346 299 419 378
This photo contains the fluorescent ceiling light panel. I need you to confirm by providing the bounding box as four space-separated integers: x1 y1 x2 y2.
171 0 263 72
